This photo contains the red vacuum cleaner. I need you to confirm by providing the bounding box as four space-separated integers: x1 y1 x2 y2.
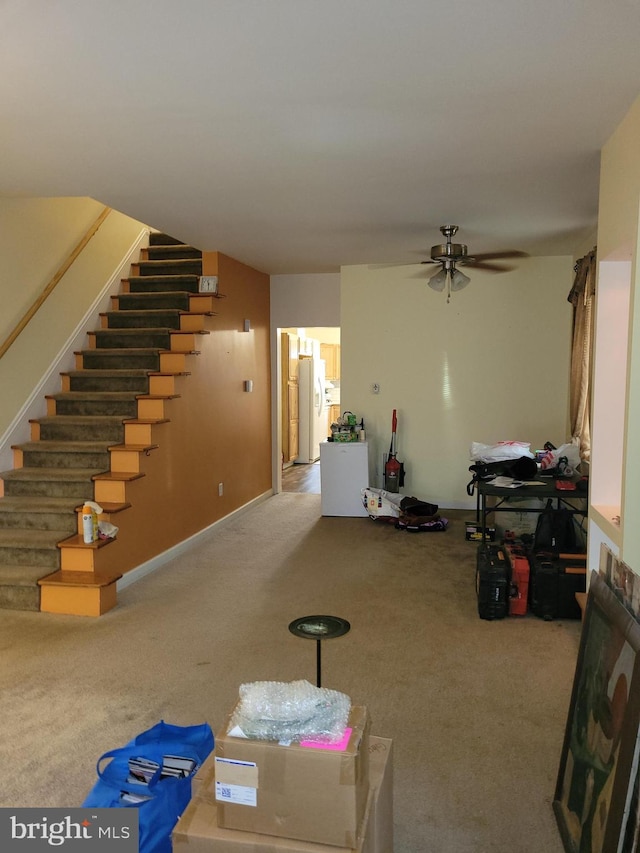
384 409 404 492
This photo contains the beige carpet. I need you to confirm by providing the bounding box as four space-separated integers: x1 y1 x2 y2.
0 493 580 852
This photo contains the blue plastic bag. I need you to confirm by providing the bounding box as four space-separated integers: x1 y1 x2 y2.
82 721 214 853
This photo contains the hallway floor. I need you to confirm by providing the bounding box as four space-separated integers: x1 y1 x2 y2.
281 461 320 493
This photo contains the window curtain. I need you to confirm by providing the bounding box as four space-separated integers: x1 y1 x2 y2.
567 248 597 461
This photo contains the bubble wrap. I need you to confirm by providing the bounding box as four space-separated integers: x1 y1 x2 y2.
229 679 351 743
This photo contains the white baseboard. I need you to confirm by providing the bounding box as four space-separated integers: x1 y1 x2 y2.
117 490 274 592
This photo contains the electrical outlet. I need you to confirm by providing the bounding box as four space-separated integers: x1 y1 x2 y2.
218 482 224 496
372 383 380 394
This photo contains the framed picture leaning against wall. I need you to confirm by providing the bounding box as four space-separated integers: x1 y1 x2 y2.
554 572 640 853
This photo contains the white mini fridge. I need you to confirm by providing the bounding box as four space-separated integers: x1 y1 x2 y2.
320 440 370 517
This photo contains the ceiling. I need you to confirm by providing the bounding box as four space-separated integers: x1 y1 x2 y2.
2 1 640 274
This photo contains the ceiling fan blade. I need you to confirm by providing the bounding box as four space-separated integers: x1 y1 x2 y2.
470 261 517 272
470 250 528 261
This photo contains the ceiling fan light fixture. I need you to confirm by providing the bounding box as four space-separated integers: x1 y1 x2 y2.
427 267 447 292
450 268 471 291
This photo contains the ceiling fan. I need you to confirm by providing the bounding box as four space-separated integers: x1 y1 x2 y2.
418 225 527 301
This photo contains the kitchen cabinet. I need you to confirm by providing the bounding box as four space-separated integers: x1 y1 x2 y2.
281 332 300 463
320 344 340 381
328 404 341 426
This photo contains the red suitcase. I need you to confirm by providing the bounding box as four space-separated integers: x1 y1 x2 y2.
504 542 530 616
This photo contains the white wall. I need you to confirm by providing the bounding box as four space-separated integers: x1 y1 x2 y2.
0 198 106 341
270 273 341 489
594 92 640 570
341 257 574 508
270 274 340 327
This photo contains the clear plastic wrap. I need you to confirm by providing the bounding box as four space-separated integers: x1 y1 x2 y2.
228 679 351 743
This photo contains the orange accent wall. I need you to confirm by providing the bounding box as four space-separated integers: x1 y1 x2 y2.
93 251 272 576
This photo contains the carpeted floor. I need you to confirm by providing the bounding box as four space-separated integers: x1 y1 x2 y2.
0 493 580 852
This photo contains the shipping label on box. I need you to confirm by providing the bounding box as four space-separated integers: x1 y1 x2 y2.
213 704 370 848
214 758 258 806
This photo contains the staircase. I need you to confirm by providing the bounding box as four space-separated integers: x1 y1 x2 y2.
0 233 219 615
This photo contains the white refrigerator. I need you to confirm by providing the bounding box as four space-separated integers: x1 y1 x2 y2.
296 357 327 463
320 441 370 517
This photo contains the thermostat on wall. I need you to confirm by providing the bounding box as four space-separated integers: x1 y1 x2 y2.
199 276 218 294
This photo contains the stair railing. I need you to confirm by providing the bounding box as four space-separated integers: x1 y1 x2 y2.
0 205 112 360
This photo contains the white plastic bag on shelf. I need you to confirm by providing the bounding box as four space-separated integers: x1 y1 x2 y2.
470 441 534 463
539 441 581 471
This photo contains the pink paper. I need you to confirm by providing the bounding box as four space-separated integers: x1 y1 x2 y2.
300 727 352 751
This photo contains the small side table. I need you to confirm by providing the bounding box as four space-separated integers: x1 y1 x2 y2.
288 615 351 687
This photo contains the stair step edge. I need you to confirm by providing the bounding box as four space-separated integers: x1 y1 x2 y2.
92 472 144 483
123 418 169 425
57 534 115 550
83 502 132 514
38 570 122 588
107 443 159 453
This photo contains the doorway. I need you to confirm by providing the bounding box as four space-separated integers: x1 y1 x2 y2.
278 327 340 493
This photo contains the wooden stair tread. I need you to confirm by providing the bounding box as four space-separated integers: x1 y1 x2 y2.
133 257 200 265
121 281 227 300
102 308 214 317
75 347 173 355
107 443 159 453
46 392 140 400
91 502 131 514
0 467 104 481
92 471 144 482
118 282 199 296
30 415 125 424
62 369 151 376
0 496 84 512
77 348 202 359
89 327 210 335
13 440 111 451
57 534 115 550
38 570 122 588
135 394 181 401
143 244 201 252
123 415 170 422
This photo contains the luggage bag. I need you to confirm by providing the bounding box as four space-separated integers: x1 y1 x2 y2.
476 545 509 620
504 542 530 616
530 552 586 620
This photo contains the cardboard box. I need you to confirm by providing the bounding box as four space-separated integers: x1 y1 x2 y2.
366 736 393 852
173 734 393 853
211 704 370 847
492 497 543 538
